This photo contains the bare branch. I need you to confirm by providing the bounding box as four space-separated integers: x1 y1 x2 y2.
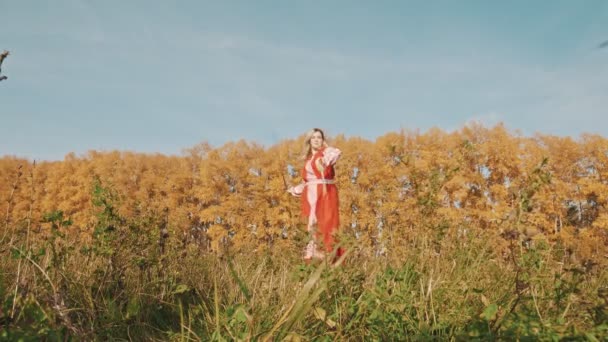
0 50 9 82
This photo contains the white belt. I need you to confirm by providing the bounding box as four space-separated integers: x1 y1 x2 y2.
305 179 335 186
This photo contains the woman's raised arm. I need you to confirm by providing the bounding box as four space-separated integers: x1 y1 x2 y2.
322 147 342 166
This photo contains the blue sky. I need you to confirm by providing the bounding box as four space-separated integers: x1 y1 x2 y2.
1 1 607 161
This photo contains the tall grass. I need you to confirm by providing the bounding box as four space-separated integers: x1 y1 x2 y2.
1 183 607 340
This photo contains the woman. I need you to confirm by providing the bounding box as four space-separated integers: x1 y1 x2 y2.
288 128 343 262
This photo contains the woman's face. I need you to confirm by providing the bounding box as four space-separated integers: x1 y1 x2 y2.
310 131 324 151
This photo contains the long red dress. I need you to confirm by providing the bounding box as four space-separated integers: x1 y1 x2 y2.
289 147 342 260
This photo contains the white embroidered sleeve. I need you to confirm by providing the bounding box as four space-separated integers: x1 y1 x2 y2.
287 183 305 197
322 147 342 166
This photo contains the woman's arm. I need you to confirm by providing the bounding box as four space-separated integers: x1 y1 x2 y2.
322 147 342 166
287 182 305 197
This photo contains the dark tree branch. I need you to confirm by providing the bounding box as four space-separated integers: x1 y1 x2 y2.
0 50 9 82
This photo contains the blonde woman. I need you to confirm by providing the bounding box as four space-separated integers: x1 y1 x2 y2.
288 128 343 262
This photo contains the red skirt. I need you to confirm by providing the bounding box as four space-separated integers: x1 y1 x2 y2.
301 183 343 257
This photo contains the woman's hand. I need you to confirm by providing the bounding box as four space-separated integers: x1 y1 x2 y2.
322 147 342 166
287 183 305 197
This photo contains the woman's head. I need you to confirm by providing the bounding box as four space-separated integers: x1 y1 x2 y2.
303 128 327 159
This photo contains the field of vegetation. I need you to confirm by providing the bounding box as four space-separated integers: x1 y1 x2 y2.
1 124 607 340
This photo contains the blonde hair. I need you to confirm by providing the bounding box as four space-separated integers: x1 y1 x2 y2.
301 128 328 160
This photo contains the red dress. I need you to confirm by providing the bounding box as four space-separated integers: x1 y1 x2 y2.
289 147 342 260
